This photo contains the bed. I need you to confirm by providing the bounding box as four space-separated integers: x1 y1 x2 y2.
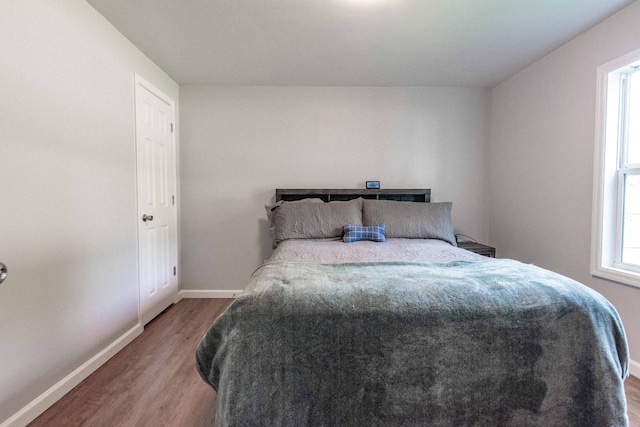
196 189 629 426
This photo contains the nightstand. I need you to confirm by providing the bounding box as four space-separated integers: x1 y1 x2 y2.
457 241 496 258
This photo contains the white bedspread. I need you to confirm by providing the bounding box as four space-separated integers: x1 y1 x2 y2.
269 238 487 264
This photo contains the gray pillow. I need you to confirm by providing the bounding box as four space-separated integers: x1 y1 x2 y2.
265 198 325 248
272 198 363 246
362 199 456 246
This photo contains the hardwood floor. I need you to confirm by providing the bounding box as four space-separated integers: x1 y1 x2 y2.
29 298 232 427
628 375 640 427
30 298 640 426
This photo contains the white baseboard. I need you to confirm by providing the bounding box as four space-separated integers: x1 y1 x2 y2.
179 289 243 299
1 324 143 427
630 358 640 379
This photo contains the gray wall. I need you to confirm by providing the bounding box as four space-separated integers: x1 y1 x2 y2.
179 86 491 291
0 0 178 422
489 1 640 370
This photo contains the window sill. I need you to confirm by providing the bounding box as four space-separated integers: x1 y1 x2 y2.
592 264 640 289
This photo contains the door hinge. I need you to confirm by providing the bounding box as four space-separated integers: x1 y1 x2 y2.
172 195 175 205
171 123 174 133
173 266 177 276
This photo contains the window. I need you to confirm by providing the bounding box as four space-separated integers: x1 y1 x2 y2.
592 48 640 287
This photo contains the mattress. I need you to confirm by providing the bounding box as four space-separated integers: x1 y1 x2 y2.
268 238 487 264
196 238 629 426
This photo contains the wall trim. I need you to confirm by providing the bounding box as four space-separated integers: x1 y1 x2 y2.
179 289 243 299
1 324 143 427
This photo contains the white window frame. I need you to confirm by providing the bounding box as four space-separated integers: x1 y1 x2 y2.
592 47 640 288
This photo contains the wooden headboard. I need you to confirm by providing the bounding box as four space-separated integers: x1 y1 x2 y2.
275 189 431 203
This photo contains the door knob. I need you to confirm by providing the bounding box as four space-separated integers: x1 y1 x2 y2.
142 214 154 222
0 263 7 284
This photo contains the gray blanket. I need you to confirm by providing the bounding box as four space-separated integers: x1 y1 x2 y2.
196 260 629 426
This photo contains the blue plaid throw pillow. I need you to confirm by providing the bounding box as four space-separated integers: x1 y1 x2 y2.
343 224 386 243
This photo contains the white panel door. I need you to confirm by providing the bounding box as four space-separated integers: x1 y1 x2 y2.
135 77 178 325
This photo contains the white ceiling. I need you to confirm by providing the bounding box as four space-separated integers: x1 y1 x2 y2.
87 0 634 88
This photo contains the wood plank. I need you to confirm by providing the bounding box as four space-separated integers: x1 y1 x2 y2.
29 298 640 426
627 374 640 427
29 299 231 427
